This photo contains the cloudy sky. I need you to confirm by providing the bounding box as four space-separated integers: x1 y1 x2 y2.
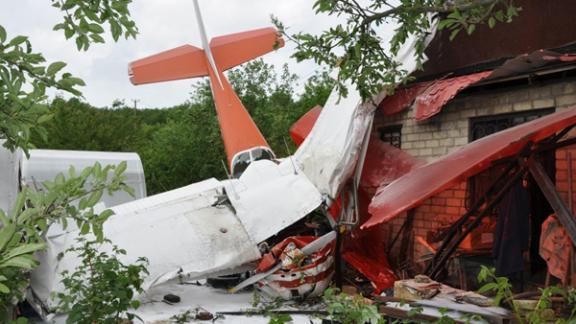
1 1 342 108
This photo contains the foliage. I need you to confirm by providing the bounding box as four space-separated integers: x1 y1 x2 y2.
477 266 576 323
55 237 148 324
0 0 136 154
33 60 335 194
273 0 521 100
0 162 131 318
51 0 138 51
323 288 384 324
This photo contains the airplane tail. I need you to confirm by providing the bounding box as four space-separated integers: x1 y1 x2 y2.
128 27 283 85
129 0 284 175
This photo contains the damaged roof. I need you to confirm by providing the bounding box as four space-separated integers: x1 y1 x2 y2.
364 106 576 229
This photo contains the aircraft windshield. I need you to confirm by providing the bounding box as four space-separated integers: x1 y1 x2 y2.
232 152 251 178
252 148 274 161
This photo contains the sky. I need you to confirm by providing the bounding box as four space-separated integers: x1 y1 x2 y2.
0 1 342 108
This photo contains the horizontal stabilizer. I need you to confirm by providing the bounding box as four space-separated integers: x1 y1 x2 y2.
129 45 208 85
211 27 284 71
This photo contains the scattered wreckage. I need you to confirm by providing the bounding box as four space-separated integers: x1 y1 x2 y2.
20 0 576 322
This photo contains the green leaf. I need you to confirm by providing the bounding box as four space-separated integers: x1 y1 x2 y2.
0 25 6 43
0 255 38 269
87 190 103 207
488 17 496 29
47 61 67 76
0 282 10 294
0 221 16 251
88 23 105 34
115 161 127 176
8 35 28 47
2 243 46 260
80 222 90 235
449 28 461 41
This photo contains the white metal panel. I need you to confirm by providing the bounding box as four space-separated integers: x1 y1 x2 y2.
225 159 323 243
291 20 437 202
0 141 21 215
30 179 261 309
21 149 147 207
292 82 377 201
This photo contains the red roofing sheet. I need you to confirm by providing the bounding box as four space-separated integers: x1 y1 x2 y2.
289 105 322 146
414 71 492 121
378 81 432 116
363 106 576 229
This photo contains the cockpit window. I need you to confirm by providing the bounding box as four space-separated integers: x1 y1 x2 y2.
231 152 251 178
252 148 274 161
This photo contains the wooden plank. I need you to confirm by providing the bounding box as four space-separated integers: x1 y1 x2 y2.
527 157 576 245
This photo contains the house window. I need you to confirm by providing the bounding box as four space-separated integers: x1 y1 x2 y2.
379 125 402 148
466 108 555 208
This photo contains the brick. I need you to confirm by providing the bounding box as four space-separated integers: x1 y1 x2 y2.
406 134 419 141
494 104 513 114
419 148 433 156
431 205 445 213
456 120 468 128
564 82 576 94
532 98 555 109
402 142 414 149
446 198 462 207
440 138 455 146
446 206 460 215
454 190 466 198
513 101 532 111
433 131 448 139
449 129 460 137
419 133 434 141
460 108 477 118
557 94 576 107
433 147 448 156
413 141 426 148
455 137 468 146
432 197 446 205
425 140 440 148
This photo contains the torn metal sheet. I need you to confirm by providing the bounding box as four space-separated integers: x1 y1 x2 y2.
365 106 576 228
293 80 380 201
30 179 262 311
414 71 492 121
290 105 322 146
225 159 323 243
293 17 437 202
488 49 576 80
377 81 433 116
0 141 21 215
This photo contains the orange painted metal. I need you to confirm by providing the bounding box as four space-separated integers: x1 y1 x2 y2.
129 45 208 85
210 27 284 72
289 105 322 146
207 63 270 165
129 28 284 167
364 106 576 229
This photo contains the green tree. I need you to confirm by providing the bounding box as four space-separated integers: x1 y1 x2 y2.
0 0 137 154
0 0 138 319
273 0 520 99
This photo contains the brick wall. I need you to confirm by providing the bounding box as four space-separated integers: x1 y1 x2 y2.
375 78 576 263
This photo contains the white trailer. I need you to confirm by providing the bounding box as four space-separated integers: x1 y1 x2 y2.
21 149 147 208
